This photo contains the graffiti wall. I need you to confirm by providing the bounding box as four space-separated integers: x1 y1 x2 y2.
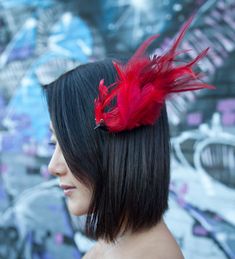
0 0 234 258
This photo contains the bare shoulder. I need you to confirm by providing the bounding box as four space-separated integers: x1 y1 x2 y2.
152 241 184 259
82 239 184 259
82 223 185 259
150 229 184 259
128 239 183 259
82 246 99 259
134 222 185 259
82 241 105 259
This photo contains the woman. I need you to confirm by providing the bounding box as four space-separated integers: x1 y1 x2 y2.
43 18 213 258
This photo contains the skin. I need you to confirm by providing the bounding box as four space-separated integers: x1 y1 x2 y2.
83 220 185 259
48 122 92 216
48 122 184 259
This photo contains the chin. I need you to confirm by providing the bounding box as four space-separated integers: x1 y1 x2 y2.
66 198 89 216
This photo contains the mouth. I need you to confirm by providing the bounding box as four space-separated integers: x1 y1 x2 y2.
60 184 76 196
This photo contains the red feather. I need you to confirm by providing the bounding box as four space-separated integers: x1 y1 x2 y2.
94 17 215 132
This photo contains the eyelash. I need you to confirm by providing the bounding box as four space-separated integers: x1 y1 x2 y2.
48 141 56 146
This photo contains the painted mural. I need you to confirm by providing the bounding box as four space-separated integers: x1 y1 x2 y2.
0 0 234 258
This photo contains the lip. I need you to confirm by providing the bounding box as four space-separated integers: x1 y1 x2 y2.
60 184 76 196
60 184 76 190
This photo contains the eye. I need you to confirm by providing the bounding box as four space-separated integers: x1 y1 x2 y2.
48 141 56 147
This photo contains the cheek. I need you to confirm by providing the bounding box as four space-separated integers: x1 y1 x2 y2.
66 186 92 216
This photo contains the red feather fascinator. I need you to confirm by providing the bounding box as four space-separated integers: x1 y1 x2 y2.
94 17 215 133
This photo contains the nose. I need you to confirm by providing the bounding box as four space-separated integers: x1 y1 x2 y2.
48 145 67 177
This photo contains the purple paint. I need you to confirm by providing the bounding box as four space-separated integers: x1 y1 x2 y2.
187 112 202 126
217 1 226 9
62 212 74 236
55 233 64 245
196 0 206 4
24 143 37 156
0 186 7 199
177 197 186 208
48 204 63 212
193 225 208 236
42 251 54 259
73 249 82 259
10 113 32 130
8 46 34 62
2 131 27 152
221 112 235 126
217 99 235 112
213 214 223 222
0 163 8 174
179 183 188 195
40 165 50 179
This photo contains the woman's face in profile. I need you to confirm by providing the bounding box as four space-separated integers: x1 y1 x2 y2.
48 122 92 216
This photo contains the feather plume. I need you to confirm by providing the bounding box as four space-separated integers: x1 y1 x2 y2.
94 17 215 132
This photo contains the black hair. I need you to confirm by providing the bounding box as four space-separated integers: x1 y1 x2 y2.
43 58 170 242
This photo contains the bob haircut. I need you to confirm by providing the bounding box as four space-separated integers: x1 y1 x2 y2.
43 59 170 242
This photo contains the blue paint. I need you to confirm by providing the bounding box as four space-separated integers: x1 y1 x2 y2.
49 13 93 62
1 0 55 9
